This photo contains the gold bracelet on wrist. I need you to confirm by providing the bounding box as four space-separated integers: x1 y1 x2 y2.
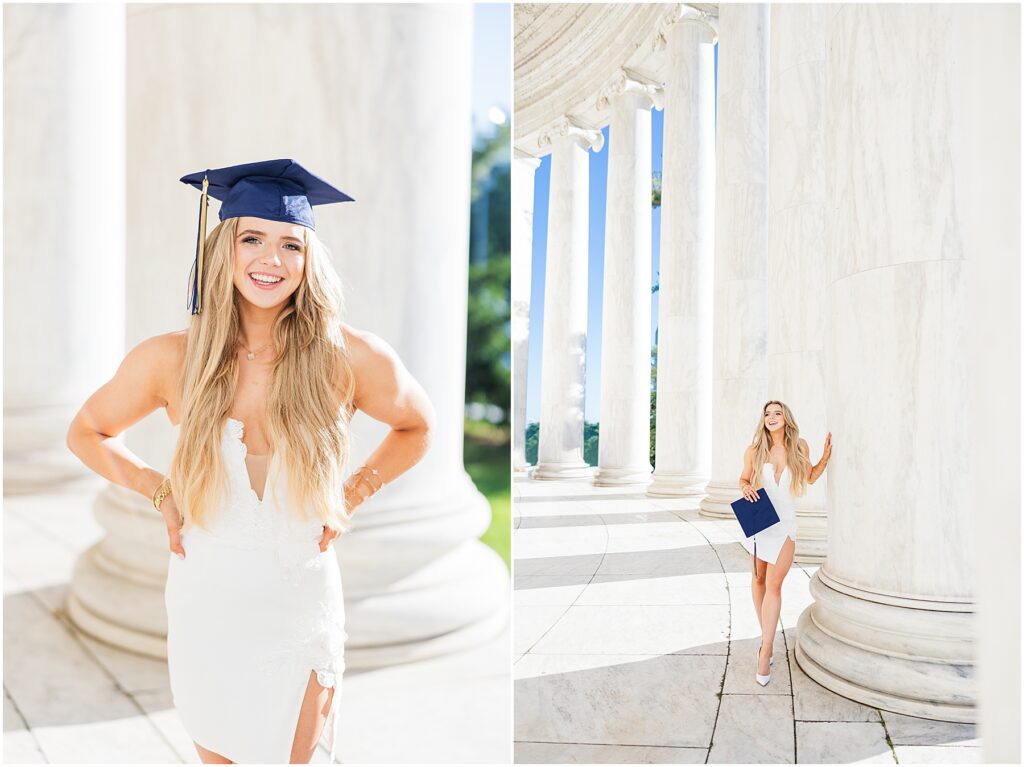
152 477 173 511
356 465 384 492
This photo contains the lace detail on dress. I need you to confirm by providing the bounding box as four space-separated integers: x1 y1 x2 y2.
200 418 323 551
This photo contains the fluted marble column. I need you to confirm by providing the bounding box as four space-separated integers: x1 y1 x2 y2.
647 8 717 497
512 153 541 473
68 4 508 670
3 4 126 495
533 119 603 480
796 5 977 722
594 73 660 487
761 4 829 562
699 5 769 518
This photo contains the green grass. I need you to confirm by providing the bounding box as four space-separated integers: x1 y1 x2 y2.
464 419 510 569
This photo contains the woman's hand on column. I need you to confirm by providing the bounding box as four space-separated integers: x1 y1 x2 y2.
820 432 832 466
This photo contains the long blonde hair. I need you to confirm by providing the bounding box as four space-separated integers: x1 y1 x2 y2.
749 400 811 497
168 217 357 533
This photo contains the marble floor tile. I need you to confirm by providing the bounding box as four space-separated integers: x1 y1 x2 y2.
722 634 791 695
796 721 896 763
515 574 590 605
789 650 881 723
514 525 607 560
2 730 48 763
516 513 609 529
890 745 982 763
514 604 570 656
77 631 173 695
4 591 143 727
681 518 746 545
515 653 725 748
4 685 27 730
596 545 722 578
515 552 604 577
31 716 183 763
712 545 756 576
515 741 708 763
707 694 795 763
603 522 709 553
881 711 979 746
530 604 730 656
576 573 729 606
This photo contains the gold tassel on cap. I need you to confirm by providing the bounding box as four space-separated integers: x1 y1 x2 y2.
188 174 210 315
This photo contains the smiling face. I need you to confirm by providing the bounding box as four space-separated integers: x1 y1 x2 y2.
232 216 307 308
764 403 786 435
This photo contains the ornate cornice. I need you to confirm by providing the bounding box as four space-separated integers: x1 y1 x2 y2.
653 3 719 51
537 116 605 153
596 67 665 112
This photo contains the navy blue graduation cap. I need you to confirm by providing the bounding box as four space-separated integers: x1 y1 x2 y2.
180 159 354 314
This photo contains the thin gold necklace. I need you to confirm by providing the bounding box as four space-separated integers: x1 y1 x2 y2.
238 339 273 361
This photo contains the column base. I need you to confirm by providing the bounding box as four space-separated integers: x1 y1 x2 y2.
646 470 709 497
66 542 168 659
532 461 594 480
593 464 653 487
796 568 976 723
513 462 533 475
794 509 827 564
699 480 739 518
70 476 512 671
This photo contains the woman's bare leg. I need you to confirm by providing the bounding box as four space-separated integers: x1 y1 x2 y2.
194 743 233 764
751 554 767 631
289 669 335 764
758 536 795 675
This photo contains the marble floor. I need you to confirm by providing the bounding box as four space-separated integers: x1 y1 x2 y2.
512 475 981 765
3 481 511 764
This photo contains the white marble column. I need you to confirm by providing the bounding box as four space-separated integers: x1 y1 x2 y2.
533 118 603 480
68 4 508 670
512 153 541 474
761 4 829 562
647 9 717 497
3 4 126 495
594 72 660 487
796 5 976 722
699 5 769 518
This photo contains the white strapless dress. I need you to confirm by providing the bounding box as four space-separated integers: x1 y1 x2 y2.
739 463 798 565
164 417 346 763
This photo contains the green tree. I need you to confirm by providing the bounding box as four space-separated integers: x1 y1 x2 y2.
525 422 539 465
466 125 511 424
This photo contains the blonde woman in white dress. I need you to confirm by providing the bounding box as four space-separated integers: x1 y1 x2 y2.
66 160 435 763
738 400 831 686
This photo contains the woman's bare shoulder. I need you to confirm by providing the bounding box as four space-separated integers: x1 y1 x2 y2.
135 330 187 411
341 323 394 357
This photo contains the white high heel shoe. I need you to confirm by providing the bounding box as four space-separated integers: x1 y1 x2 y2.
755 647 772 686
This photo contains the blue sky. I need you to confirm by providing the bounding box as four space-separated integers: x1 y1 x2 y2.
526 44 717 424
472 4 511 136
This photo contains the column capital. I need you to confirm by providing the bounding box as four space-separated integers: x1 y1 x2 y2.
653 3 719 51
596 68 665 112
537 116 604 153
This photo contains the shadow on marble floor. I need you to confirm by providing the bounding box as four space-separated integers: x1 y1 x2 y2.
516 545 726 586
514 631 979 764
517 492 653 503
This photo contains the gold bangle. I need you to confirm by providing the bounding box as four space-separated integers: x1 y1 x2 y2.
355 465 385 492
152 477 173 511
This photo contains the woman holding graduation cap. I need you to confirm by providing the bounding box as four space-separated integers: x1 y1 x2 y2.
66 159 435 763
736 400 831 687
